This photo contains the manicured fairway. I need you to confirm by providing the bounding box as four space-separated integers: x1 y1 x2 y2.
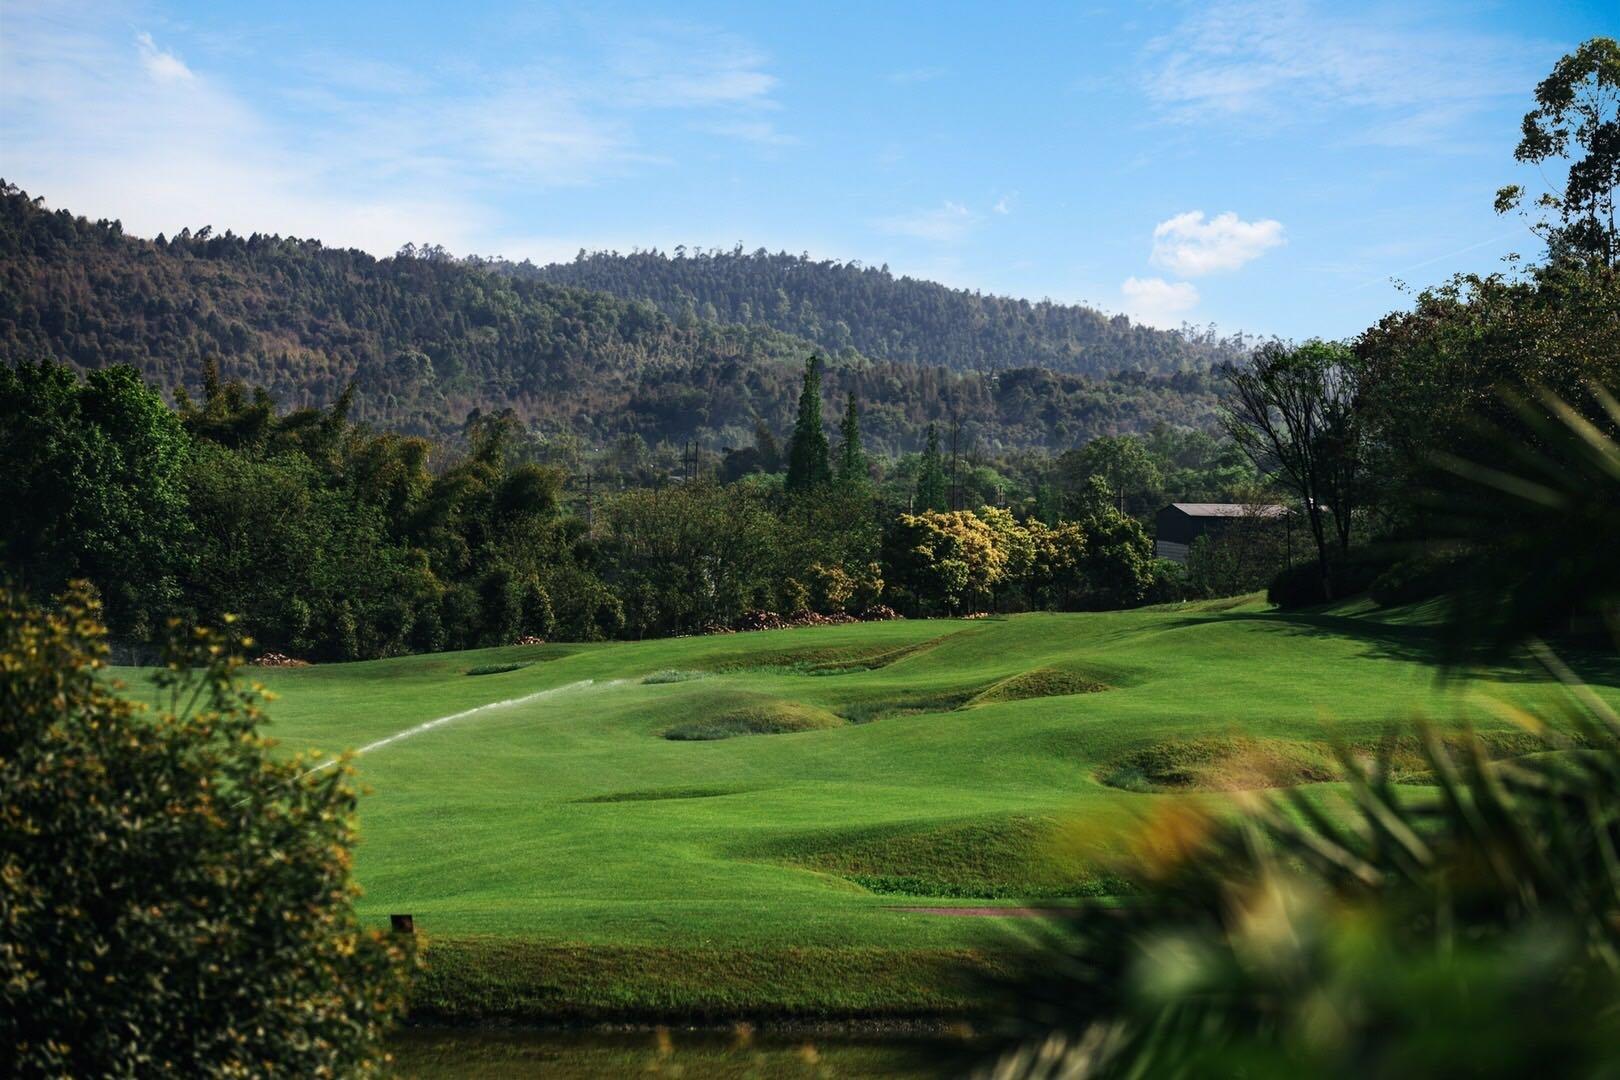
113 598 1620 1019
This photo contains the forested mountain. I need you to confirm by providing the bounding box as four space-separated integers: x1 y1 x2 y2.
0 184 1223 452
517 248 1248 376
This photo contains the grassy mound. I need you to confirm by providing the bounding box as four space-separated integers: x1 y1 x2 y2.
697 634 955 676
641 669 708 684
663 697 845 741
968 667 1110 706
757 815 1127 899
1099 736 1338 792
464 662 532 676
838 687 983 724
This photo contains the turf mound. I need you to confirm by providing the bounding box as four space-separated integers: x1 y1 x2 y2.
968 667 1110 706
663 697 845 741
641 669 709 684
1099 731 1554 792
464 662 532 676
753 815 1127 899
575 786 754 804
696 634 956 676
1098 736 1337 792
837 687 983 724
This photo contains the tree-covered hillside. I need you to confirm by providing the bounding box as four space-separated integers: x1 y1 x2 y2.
0 184 1223 451
518 247 1247 376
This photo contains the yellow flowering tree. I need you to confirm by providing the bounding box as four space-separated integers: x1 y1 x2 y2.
1 584 412 1076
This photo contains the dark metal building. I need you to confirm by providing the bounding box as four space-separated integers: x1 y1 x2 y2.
1155 502 1289 564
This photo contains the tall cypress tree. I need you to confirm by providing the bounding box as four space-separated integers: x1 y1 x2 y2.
915 422 948 511
785 356 831 493
835 392 868 490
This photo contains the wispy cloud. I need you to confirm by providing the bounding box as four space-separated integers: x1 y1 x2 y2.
135 31 193 83
1142 0 1547 148
1121 276 1199 329
875 201 979 243
1151 210 1285 276
992 194 1015 215
0 5 791 255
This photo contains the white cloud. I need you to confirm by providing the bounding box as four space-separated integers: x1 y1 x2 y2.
1142 0 1548 147
1121 276 1199 329
875 201 978 243
135 32 193 83
992 195 1013 215
1150 210 1285 276
0 7 793 256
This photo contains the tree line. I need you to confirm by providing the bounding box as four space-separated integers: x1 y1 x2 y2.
508 245 1249 376
0 183 1226 455
2 352 1247 659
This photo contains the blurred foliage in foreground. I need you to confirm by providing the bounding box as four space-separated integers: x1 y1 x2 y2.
979 380 1620 1078
0 583 412 1076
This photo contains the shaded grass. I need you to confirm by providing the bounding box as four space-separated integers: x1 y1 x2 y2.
410 938 1005 1024
386 1027 959 1080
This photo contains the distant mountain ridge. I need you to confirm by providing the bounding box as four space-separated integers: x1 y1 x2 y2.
509 247 1246 378
0 183 1226 451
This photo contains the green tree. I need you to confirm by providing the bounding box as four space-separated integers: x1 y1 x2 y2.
1495 37 1620 267
0 584 412 1075
914 423 948 511
1221 341 1364 600
835 392 869 490
784 356 831 493
0 360 193 638
1058 434 1162 513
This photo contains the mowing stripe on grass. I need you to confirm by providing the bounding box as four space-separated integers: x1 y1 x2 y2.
301 678 621 777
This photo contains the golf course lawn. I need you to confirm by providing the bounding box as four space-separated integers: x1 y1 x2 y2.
114 597 1620 1021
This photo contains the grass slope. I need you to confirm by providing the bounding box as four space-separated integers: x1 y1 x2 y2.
112 599 1620 1020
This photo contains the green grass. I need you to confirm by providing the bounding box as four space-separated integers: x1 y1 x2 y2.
110 598 1620 1021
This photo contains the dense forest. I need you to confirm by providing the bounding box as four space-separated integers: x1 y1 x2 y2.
512 247 1248 376
0 184 1225 454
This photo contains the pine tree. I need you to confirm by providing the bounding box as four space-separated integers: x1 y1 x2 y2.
785 356 832 493
836 392 868 490
915 422 948 511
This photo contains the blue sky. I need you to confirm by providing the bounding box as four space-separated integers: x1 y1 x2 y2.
3 1 1614 338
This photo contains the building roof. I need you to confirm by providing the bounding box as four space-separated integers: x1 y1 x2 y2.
1165 502 1290 518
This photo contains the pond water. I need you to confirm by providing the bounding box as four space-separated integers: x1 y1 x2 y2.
387 1026 976 1078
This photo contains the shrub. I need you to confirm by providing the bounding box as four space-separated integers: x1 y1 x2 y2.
0 584 412 1075
1267 549 1386 609
1370 549 1469 607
